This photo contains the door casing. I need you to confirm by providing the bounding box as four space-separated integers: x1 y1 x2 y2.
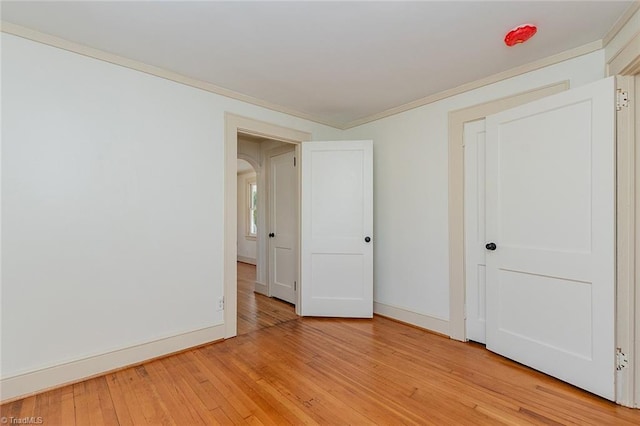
225 113 310 338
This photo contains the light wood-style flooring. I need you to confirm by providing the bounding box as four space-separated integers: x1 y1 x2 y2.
2 265 640 425
236 262 297 336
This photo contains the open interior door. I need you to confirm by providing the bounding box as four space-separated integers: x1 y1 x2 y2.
300 140 373 317
269 149 297 304
485 77 616 400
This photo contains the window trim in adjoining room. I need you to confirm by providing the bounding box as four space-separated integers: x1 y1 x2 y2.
246 177 258 239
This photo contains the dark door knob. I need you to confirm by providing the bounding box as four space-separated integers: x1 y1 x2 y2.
364 236 371 243
485 242 497 251
269 232 275 238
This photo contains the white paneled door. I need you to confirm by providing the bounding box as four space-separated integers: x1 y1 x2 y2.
301 140 373 317
269 150 297 304
484 77 615 400
464 119 487 344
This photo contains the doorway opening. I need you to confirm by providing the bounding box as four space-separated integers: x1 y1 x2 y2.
236 261 296 335
234 129 303 336
225 114 375 334
224 113 310 339
236 157 296 335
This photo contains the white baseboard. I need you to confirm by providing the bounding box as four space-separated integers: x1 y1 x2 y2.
254 281 268 296
374 302 450 336
0 324 225 403
237 256 256 265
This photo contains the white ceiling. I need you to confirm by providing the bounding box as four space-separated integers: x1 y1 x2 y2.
1 1 633 128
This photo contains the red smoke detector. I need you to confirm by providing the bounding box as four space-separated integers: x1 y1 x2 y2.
504 24 537 46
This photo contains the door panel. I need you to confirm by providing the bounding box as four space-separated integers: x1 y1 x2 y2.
310 150 365 239
301 140 373 317
496 101 591 252
310 254 364 299
485 77 615 400
269 150 297 304
464 119 487 343
497 270 592 357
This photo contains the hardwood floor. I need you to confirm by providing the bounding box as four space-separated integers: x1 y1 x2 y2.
2 271 640 424
236 262 297 336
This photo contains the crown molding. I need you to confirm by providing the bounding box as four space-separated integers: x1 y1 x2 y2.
2 21 605 131
603 1 640 47
0 21 341 129
342 40 603 129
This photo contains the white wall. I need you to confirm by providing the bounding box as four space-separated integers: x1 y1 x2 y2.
237 171 257 264
343 50 606 325
0 33 342 388
0 29 609 399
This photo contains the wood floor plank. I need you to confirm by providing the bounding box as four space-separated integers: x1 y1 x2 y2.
0 396 22 424
272 320 491 425
236 262 297 336
32 391 49 426
172 352 248 424
117 368 154 425
105 372 137 426
59 386 75 426
72 381 91 426
3 263 640 425
298 319 592 425
162 357 220 411
189 349 290 425
198 351 307 425
74 378 117 426
45 387 63 426
129 365 175 426
18 395 36 421
98 378 120 426
149 357 223 425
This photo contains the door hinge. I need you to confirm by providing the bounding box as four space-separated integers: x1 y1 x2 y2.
293 156 296 167
617 89 629 110
616 347 629 371
294 281 297 291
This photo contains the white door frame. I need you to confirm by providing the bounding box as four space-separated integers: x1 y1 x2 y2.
224 113 310 338
606 10 640 407
635 72 639 409
615 74 636 407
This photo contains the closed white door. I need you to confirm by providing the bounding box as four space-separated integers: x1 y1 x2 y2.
269 150 297 304
464 119 487 344
300 140 373 317
485 77 615 400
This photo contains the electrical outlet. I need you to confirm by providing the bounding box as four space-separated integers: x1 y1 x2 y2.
217 297 224 311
